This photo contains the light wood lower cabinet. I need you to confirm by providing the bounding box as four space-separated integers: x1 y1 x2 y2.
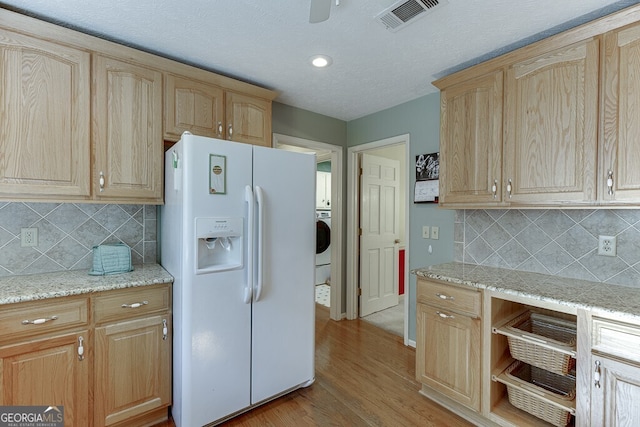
416 278 481 412
590 354 640 426
0 284 171 427
0 330 89 427
589 316 640 426
416 302 481 411
94 315 171 427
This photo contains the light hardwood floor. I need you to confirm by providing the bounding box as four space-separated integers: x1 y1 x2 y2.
156 304 472 426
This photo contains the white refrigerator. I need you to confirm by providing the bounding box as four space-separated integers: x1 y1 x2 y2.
160 133 316 427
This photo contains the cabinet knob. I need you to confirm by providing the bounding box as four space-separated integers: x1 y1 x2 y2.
78 336 85 361
607 170 614 196
99 171 105 192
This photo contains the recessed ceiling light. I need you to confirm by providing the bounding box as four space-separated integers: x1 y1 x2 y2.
310 55 332 68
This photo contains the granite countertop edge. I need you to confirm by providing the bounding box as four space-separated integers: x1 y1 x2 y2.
413 262 640 320
0 263 174 305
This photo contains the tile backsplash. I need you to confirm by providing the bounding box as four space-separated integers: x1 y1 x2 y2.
454 209 640 288
0 202 157 277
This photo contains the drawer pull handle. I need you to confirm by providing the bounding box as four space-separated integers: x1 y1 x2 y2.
162 319 168 341
78 336 85 361
435 293 454 301
594 360 601 388
436 311 455 319
122 301 148 309
22 315 58 325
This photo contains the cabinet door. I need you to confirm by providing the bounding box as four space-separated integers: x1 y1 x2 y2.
165 74 224 141
0 30 90 199
504 39 599 204
0 331 89 427
416 303 481 411
316 171 331 208
93 55 163 203
439 70 503 206
601 23 640 203
591 354 640 426
225 92 272 146
94 315 170 427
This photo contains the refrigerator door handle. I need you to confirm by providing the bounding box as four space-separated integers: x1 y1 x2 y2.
244 185 254 304
254 185 265 301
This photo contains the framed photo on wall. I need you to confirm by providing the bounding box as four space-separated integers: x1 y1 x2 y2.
414 152 439 203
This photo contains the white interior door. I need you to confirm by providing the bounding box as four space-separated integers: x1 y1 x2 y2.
359 153 400 317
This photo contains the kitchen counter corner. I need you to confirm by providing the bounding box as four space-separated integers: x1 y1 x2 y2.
0 263 174 305
413 262 640 320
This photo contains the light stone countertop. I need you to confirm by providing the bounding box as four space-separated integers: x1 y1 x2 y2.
0 263 173 305
413 262 640 320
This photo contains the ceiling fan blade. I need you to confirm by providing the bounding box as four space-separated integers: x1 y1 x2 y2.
309 0 331 23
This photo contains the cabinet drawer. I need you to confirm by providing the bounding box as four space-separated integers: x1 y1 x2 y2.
592 317 640 364
0 298 88 341
93 285 170 324
417 279 481 317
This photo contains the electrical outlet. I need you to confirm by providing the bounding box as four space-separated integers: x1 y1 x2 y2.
598 235 616 257
21 227 38 247
431 226 439 240
422 226 430 239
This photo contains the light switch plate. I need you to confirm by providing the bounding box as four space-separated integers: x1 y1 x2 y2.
422 226 430 239
431 226 439 240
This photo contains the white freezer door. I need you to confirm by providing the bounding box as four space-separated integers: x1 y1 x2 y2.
250 146 316 404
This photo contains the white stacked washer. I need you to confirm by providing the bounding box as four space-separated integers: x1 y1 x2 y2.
315 210 331 285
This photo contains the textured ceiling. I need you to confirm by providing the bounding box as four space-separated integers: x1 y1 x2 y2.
1 0 638 121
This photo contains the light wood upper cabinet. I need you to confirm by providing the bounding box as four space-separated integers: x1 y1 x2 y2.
165 74 224 141
439 71 503 206
0 30 90 199
601 22 640 202
226 91 272 147
93 55 163 203
503 38 599 205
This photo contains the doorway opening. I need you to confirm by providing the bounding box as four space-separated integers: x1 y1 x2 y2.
346 134 410 345
273 133 343 321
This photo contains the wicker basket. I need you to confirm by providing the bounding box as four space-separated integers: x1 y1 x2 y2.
499 311 576 376
498 360 575 427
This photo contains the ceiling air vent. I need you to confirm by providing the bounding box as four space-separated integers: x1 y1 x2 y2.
376 0 448 32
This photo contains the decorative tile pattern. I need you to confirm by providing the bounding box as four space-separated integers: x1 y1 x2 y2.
315 284 330 307
0 203 158 277
454 209 640 288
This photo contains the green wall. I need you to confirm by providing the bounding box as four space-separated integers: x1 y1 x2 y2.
273 94 453 342
347 93 454 341
272 102 347 145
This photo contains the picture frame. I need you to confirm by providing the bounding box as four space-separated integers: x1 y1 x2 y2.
414 152 439 203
